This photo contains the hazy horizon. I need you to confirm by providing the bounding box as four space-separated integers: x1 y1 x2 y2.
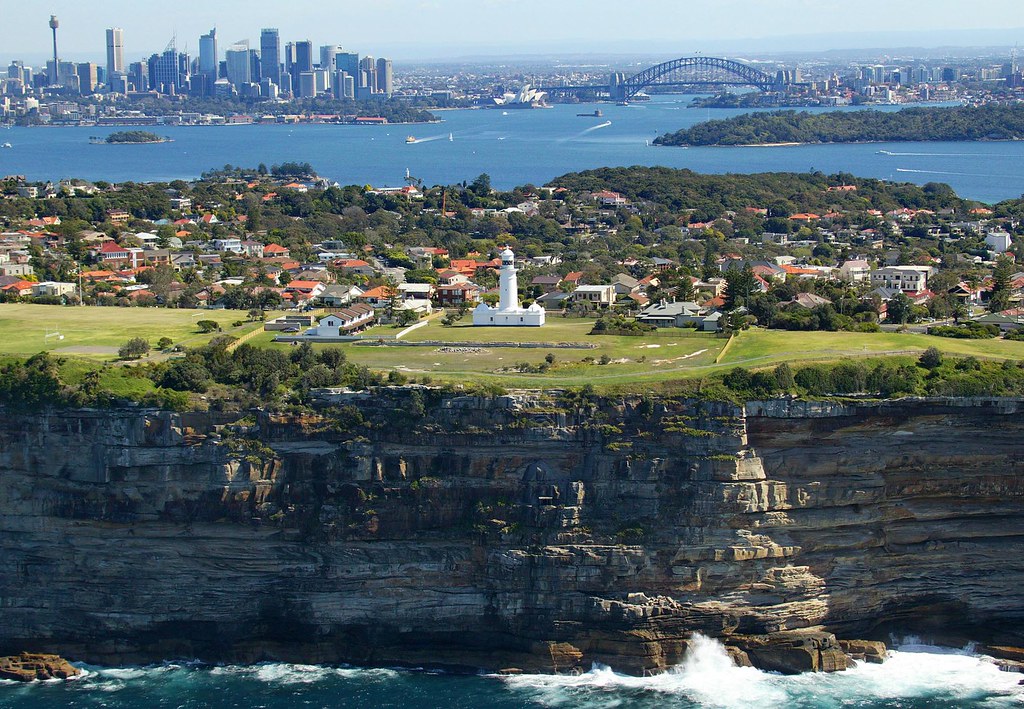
3 0 1024 65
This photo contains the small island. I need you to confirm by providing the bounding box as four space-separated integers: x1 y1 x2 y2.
655 103 1024 147
93 131 173 145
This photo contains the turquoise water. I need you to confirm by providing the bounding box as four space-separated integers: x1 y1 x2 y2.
1 638 1021 708
2 98 1024 202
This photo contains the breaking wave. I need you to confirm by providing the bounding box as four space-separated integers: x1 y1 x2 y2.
0 638 1021 708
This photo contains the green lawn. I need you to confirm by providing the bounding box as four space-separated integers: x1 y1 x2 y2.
0 303 275 359
719 328 1024 369
8 305 1024 391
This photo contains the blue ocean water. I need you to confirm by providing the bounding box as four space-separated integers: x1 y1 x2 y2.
2 97 1023 202
1 637 1021 708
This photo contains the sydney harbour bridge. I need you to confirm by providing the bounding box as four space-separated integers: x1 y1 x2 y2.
536 56 782 101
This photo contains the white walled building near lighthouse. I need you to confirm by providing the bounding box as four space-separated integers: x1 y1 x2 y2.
472 248 545 327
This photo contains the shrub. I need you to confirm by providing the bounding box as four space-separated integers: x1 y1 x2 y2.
918 347 943 370
156 337 174 351
196 319 221 333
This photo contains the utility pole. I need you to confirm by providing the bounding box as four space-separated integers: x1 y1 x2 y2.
49 15 60 86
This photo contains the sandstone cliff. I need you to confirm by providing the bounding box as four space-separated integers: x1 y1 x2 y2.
0 392 1021 674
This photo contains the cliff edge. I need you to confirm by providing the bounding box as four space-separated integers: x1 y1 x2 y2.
0 391 1021 674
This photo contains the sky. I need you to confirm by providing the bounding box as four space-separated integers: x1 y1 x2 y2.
3 0 1024 63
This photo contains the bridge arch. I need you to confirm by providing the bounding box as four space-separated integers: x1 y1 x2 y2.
617 57 774 100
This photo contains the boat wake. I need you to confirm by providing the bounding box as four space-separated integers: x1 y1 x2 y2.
878 150 1003 157
896 167 1021 178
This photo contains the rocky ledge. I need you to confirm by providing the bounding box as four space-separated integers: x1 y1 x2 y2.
0 393 1021 675
0 653 81 682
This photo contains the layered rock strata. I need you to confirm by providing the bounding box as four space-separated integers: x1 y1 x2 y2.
0 393 1021 674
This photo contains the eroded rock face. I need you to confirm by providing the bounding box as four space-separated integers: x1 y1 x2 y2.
0 394 1021 674
0 653 81 682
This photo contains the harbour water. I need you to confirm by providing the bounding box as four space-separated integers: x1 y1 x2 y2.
1 637 1021 708
2 97 1024 203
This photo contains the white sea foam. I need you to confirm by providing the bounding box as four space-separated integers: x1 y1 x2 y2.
501 634 1024 709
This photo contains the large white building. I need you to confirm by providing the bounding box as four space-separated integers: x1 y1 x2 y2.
472 248 545 327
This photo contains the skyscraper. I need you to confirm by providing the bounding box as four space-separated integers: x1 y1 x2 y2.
77 63 99 94
376 57 393 97
225 41 251 87
335 52 359 80
260 28 281 87
199 29 218 78
105 28 125 79
320 45 343 72
290 40 313 91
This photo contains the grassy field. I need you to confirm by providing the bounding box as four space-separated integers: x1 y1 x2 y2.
6 304 1024 390
719 329 1024 369
0 304 275 359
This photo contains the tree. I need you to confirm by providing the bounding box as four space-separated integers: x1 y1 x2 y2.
469 173 492 197
886 293 914 325
118 337 150 360
196 320 221 333
396 309 418 326
989 256 1015 314
156 337 174 350
724 264 756 310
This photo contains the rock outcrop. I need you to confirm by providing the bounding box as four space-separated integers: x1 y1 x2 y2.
0 653 80 682
0 392 1021 674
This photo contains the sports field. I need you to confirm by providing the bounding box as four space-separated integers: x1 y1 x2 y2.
0 304 272 357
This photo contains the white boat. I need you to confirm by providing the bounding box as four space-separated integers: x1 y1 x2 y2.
405 135 416 144
1 143 11 149
448 133 454 142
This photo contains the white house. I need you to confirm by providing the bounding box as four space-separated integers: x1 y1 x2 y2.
305 304 376 337
472 248 545 326
212 238 244 254
32 281 77 297
870 266 934 292
985 231 1013 254
572 284 616 307
838 259 871 282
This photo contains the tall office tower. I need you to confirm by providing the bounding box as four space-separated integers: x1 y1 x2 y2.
149 40 186 94
260 77 279 99
291 40 313 90
8 61 26 83
128 61 147 92
358 56 377 95
279 72 292 95
199 29 218 78
320 45 343 72
106 28 125 79
48 15 60 85
335 52 359 79
260 28 281 86
76 63 98 94
333 70 349 99
313 69 329 95
376 57 393 96
298 71 316 98
225 42 251 87
249 49 262 84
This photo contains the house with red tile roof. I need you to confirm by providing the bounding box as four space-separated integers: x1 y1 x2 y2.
262 243 290 258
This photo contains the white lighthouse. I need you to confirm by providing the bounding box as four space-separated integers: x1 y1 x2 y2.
472 247 545 327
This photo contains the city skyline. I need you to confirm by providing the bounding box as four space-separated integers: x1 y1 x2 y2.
3 0 1024 64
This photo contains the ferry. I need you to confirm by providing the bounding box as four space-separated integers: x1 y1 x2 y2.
405 136 416 144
